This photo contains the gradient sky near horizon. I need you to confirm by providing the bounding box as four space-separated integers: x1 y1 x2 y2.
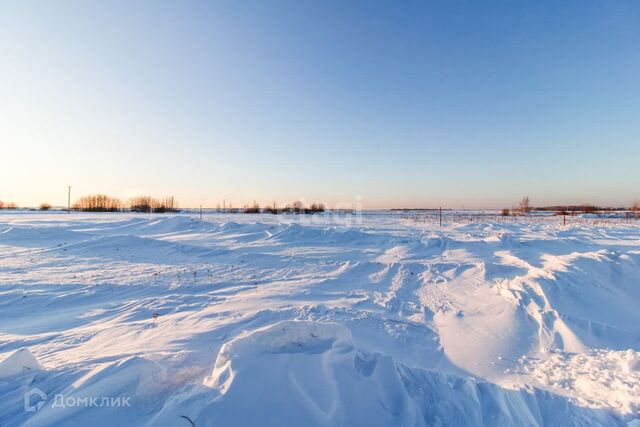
1 0 639 209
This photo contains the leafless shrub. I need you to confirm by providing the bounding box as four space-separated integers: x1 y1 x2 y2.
39 203 52 211
0 201 3 209
281 201 325 214
501 208 510 216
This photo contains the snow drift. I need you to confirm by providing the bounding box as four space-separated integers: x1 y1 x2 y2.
150 321 619 427
0 212 639 426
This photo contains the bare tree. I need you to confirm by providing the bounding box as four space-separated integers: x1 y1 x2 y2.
518 196 531 214
39 203 52 211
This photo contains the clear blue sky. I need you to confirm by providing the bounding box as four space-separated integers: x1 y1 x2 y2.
1 0 639 209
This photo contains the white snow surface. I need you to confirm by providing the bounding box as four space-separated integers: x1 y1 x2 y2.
0 211 639 426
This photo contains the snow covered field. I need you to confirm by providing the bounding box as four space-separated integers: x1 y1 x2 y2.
0 211 639 426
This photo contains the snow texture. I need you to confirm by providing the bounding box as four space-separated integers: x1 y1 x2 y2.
0 211 639 426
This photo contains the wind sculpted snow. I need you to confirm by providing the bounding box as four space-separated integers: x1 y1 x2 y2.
0 212 639 426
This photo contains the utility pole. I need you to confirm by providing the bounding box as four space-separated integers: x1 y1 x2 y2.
67 186 71 214
200 205 203 221
439 206 442 227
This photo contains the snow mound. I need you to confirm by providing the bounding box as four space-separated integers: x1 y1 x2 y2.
270 224 386 245
153 321 421 426
220 221 243 230
202 320 419 424
0 348 44 378
268 223 327 241
139 217 208 234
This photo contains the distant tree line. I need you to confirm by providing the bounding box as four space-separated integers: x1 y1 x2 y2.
71 194 179 213
73 194 122 212
501 197 640 217
0 201 50 210
6 196 637 217
241 201 325 214
129 196 178 213
0 201 18 209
